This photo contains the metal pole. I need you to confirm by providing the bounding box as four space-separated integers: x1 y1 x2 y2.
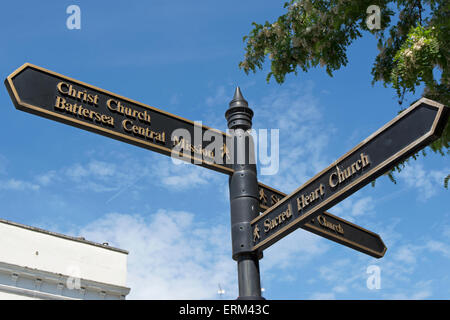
225 87 264 300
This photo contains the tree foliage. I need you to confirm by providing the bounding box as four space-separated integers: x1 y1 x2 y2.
240 0 449 187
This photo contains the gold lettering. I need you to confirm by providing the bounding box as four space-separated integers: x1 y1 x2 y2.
328 154 370 188
77 104 83 116
263 204 293 233
329 172 338 188
270 218 278 229
319 184 325 196
54 96 112 126
296 197 303 211
344 167 351 179
317 215 326 226
285 204 292 218
56 82 98 105
337 166 346 183
105 116 114 126
57 82 69 95
317 215 344 235
124 105 132 116
122 119 133 132
351 163 357 174
107 99 150 124
172 136 212 157
55 96 66 109
107 99 118 112
94 112 102 122
355 159 362 170
361 153 370 167
122 119 164 143
304 194 309 206
263 219 271 233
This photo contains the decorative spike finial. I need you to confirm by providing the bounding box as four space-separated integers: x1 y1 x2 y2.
225 86 253 130
229 87 248 108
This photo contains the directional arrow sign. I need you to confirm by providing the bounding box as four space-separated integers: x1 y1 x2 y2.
257 184 387 258
5 63 234 175
252 98 448 252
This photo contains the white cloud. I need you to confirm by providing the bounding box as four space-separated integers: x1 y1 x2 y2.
32 157 152 197
398 162 449 201
0 178 40 191
331 195 375 221
35 170 58 186
351 197 375 217
33 153 222 196
65 160 117 181
65 163 89 181
424 240 450 258
76 211 237 299
261 230 329 280
88 160 116 177
151 157 220 191
393 245 417 265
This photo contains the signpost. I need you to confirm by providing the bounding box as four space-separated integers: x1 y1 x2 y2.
251 98 448 252
5 62 448 299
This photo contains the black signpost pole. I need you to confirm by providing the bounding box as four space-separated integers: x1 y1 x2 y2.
226 87 263 300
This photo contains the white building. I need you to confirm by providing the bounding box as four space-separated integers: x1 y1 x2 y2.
0 219 130 300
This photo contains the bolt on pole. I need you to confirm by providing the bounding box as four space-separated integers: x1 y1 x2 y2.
225 87 264 300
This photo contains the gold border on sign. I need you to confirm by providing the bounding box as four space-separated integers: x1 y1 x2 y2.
251 98 446 251
6 63 234 175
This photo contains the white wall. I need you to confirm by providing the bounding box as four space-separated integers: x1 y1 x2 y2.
0 220 128 288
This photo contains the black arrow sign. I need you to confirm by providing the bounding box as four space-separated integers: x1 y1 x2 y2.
257 183 387 258
252 98 448 252
5 63 234 175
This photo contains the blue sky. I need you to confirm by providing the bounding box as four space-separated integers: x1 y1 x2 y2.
0 1 449 299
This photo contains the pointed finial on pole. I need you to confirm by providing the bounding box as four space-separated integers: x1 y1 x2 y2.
225 86 253 130
229 87 248 108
